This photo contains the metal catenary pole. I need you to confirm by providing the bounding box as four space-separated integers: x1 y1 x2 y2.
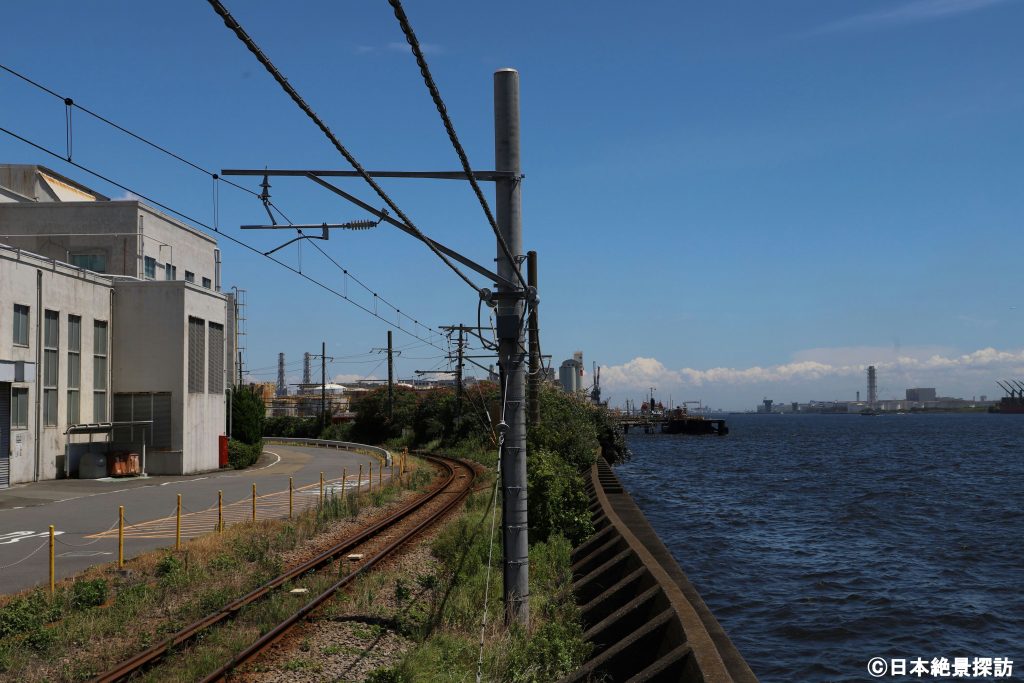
527 250 540 425
495 67 528 625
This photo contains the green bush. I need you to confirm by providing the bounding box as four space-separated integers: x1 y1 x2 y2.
69 579 107 610
528 448 594 545
318 421 353 441
230 385 266 445
264 415 321 439
228 439 263 469
350 387 419 444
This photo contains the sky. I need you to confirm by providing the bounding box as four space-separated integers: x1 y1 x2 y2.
1 0 1022 410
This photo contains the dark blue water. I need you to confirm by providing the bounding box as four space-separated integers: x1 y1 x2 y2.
615 414 1023 682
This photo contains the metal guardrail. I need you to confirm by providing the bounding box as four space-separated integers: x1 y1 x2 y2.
262 437 392 466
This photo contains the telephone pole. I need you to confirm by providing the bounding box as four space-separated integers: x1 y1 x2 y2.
527 250 540 425
495 68 529 625
321 341 327 428
310 343 334 429
456 325 464 416
387 330 394 421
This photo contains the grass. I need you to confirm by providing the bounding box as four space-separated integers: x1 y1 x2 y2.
350 450 591 683
0 454 435 682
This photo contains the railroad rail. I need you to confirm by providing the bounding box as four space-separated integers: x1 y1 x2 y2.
93 452 475 683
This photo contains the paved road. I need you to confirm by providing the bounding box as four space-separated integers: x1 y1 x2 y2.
0 445 384 596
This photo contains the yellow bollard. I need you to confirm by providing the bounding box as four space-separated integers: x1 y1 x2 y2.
320 472 324 505
218 490 223 533
289 477 294 519
359 464 363 494
342 467 347 500
175 494 181 551
49 525 55 595
252 483 256 522
118 506 124 568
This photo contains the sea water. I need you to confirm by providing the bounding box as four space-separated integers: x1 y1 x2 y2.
615 413 1023 682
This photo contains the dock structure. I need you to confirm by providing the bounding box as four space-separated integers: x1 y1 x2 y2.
618 414 729 436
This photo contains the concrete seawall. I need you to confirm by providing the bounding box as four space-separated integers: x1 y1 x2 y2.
561 458 758 682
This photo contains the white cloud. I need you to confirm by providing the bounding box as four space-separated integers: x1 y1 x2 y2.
813 0 1011 34
600 347 1024 398
332 373 380 384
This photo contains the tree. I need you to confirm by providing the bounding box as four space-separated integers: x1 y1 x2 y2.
230 385 265 445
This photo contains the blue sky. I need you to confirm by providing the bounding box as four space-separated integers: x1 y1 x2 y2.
2 0 1022 409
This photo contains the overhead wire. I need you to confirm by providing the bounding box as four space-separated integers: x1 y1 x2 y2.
0 62 444 351
0 125 446 352
387 0 528 292
206 0 481 293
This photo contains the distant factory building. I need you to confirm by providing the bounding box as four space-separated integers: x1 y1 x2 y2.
906 387 937 402
1 165 236 486
559 350 585 395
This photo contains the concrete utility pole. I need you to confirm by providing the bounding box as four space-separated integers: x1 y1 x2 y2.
495 67 529 625
527 250 540 426
387 330 394 421
321 341 327 429
456 325 464 416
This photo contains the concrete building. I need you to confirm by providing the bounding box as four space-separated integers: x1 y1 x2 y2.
1 165 233 486
906 387 937 402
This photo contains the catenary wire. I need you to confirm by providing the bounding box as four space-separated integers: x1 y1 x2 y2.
0 63 443 349
387 0 527 292
206 0 481 293
0 62 260 199
0 125 446 352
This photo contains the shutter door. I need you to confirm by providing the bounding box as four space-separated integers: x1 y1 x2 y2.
0 384 10 489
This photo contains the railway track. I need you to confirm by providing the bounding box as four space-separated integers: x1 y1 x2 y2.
93 452 476 683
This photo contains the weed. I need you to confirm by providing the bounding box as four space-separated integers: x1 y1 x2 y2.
70 578 108 610
282 657 321 672
395 578 411 604
155 554 182 577
208 553 239 572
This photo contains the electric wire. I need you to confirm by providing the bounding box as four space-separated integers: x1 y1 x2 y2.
206 0 481 293
0 125 446 352
387 0 528 291
0 63 443 350
0 62 261 199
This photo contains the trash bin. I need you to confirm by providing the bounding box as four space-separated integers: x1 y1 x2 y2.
219 435 229 468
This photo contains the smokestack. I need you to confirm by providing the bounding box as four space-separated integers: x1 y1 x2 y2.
276 352 287 397
303 352 312 386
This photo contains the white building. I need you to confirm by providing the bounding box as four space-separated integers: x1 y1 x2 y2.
1 165 235 486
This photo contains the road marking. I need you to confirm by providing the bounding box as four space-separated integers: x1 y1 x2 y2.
58 551 112 558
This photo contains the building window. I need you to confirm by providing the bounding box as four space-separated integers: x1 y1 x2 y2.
202 277 212 289
144 256 157 279
185 271 195 283
13 304 29 346
11 387 29 429
70 254 107 273
93 320 108 421
165 263 177 280
67 314 81 425
188 316 205 393
208 322 224 394
43 310 58 426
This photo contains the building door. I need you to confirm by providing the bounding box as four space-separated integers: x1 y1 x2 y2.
0 383 10 489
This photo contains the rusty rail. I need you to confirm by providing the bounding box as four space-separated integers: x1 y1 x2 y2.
94 452 472 683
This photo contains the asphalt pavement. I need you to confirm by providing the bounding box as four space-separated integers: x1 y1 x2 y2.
0 445 382 596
